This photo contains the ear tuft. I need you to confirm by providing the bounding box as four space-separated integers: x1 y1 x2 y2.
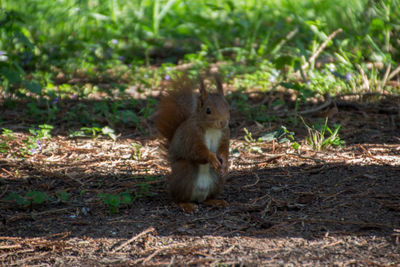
199 76 208 102
214 74 224 95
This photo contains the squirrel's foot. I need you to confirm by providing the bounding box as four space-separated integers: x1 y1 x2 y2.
177 202 198 213
204 199 228 208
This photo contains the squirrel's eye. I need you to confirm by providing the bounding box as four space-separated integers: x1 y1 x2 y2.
206 107 211 114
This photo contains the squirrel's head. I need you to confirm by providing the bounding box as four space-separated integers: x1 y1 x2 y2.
197 76 230 129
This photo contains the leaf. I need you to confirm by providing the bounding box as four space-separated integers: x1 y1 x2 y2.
14 31 34 49
292 142 300 150
101 126 116 140
56 190 70 202
231 148 240 157
120 110 139 124
259 126 288 142
370 18 385 32
0 66 21 84
90 12 109 21
259 131 278 142
206 3 224 10
249 146 263 154
120 190 132 204
26 191 49 204
279 137 290 143
69 130 86 138
4 192 29 206
39 124 54 130
274 55 295 69
280 82 303 91
23 80 42 95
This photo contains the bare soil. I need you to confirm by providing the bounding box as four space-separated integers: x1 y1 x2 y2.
0 92 399 266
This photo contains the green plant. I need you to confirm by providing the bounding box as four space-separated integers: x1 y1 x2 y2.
100 126 117 140
69 126 117 140
243 127 260 143
2 128 14 138
300 117 345 151
98 190 133 214
0 128 15 153
4 192 29 206
260 126 300 151
243 128 262 154
20 124 53 156
56 190 70 203
4 190 49 206
30 124 53 139
26 191 50 204
131 142 142 160
0 9 42 96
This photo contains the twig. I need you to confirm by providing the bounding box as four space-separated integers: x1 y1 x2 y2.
242 172 260 188
388 64 400 81
6 208 72 223
321 240 343 249
286 152 326 164
380 63 391 92
1 168 14 177
112 226 155 252
249 193 272 205
289 218 394 229
221 245 235 255
253 154 286 165
142 248 165 264
302 28 343 71
167 256 175 267
0 244 22 250
140 243 186 265
271 27 299 55
0 184 9 199
64 172 84 186
268 94 332 117
337 92 400 98
357 65 370 91
359 145 387 164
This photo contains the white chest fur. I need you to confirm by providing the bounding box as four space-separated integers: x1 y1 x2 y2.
191 128 222 202
204 128 222 153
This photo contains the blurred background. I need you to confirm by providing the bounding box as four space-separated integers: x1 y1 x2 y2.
0 0 399 131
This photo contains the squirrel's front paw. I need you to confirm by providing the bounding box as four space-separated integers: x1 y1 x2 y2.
218 156 229 175
208 152 221 172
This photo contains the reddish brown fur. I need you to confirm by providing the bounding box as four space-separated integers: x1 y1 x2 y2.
155 78 195 142
155 75 230 203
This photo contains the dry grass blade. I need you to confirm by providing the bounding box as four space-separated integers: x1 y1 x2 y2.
302 28 343 71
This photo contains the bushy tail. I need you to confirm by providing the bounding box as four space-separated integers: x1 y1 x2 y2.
155 77 196 142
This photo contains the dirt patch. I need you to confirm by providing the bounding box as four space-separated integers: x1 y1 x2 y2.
1 94 399 266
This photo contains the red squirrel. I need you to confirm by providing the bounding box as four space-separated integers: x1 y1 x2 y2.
155 75 230 212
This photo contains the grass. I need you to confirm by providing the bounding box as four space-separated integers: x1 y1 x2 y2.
1 0 399 93
0 1 399 146
301 117 345 151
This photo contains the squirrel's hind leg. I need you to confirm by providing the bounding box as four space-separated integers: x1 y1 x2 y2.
177 202 198 213
204 199 228 208
168 160 196 202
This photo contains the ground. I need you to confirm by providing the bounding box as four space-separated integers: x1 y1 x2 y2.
0 91 399 266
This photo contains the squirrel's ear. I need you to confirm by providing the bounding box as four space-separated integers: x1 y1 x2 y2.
199 77 207 105
214 74 224 95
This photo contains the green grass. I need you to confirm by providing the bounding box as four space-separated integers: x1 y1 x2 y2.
0 0 399 128
301 117 345 151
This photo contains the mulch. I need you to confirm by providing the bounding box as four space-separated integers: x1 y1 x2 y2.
0 92 399 266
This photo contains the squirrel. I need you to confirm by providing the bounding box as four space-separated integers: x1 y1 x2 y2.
155 75 230 212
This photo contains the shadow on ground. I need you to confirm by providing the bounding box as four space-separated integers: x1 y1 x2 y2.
1 160 399 240
1 91 399 144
